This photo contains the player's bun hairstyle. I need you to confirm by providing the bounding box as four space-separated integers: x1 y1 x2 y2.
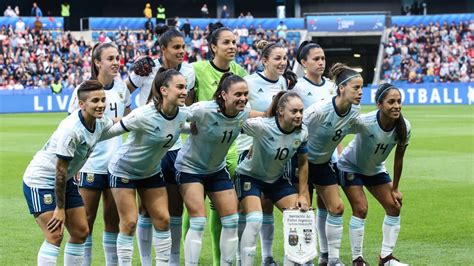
154 24 184 48
207 22 232 58
329 63 361 96
266 91 303 130
213 72 246 113
77 80 104 101
91 42 118 80
148 68 183 111
296 40 322 65
375 83 408 145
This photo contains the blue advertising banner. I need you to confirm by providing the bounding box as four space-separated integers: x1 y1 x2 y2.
0 17 64 30
88 17 305 31
306 15 385 32
361 83 474 105
0 89 141 113
1 83 472 113
392 13 474 27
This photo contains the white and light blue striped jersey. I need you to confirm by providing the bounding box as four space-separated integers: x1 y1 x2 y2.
292 76 336 109
337 110 411 176
236 72 287 153
236 117 308 183
175 101 251 174
67 79 131 174
23 110 113 189
108 104 189 180
293 76 339 162
303 97 360 164
128 60 195 151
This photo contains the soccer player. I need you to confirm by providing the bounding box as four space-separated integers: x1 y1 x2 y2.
236 91 310 266
303 63 363 266
176 73 258 265
126 25 195 266
68 42 131 266
105 69 190 266
292 40 338 266
188 23 247 265
22 80 112 266
236 39 288 266
337 83 411 266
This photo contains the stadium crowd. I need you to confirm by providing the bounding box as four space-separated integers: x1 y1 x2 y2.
0 22 299 90
381 20 474 83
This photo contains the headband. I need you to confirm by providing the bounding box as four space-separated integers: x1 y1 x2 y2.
337 73 361 87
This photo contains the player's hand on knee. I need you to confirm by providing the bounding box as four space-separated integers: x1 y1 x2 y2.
391 189 403 207
132 56 155 76
47 207 66 236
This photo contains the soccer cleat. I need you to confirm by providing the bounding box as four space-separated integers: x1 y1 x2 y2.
378 254 408 266
352 256 369 266
263 256 279 266
318 252 329 266
328 258 345 266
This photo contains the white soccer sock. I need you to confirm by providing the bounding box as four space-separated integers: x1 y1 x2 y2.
236 213 246 264
116 233 134 266
326 213 343 260
184 217 206 265
316 208 328 255
240 211 262 266
349 216 366 260
153 229 172 265
102 231 118 266
64 242 85 266
220 214 239 265
82 235 92 266
169 216 183 266
37 240 60 266
381 215 401 258
137 214 153 266
260 213 274 260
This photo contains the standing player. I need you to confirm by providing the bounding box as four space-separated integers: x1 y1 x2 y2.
68 42 131 266
126 25 195 266
22 80 112 266
176 73 257 265
236 91 310 266
188 22 247 265
303 63 363 266
337 84 410 266
104 69 190 266
236 40 288 266
292 41 337 265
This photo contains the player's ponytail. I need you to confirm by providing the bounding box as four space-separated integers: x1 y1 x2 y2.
91 42 117 80
375 83 408 145
283 60 297 90
329 63 361 96
213 72 246 113
148 68 183 112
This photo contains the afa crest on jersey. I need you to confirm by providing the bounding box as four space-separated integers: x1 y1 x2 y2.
118 92 124 100
293 139 301 148
121 178 129 184
44 194 53 205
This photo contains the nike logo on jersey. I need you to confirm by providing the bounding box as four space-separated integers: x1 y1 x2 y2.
258 88 264 93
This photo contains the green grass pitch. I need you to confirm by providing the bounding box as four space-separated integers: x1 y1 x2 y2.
1 105 473 265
